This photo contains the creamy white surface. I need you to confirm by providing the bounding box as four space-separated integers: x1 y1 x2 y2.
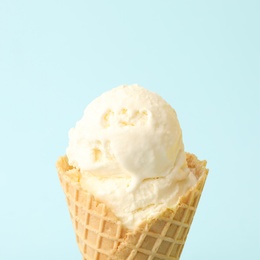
66 84 197 229
80 163 196 229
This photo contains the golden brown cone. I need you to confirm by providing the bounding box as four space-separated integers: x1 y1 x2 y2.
56 153 208 260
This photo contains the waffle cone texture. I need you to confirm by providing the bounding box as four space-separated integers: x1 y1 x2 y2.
56 153 208 260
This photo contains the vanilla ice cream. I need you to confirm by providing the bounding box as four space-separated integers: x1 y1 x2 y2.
66 84 197 229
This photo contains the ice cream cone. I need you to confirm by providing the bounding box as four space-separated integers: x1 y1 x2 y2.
56 153 208 260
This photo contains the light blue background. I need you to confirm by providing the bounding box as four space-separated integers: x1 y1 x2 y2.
1 1 259 259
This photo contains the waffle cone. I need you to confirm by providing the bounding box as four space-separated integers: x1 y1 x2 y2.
56 153 208 260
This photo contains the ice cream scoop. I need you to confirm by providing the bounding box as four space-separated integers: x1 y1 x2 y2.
67 85 190 184
66 84 197 229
